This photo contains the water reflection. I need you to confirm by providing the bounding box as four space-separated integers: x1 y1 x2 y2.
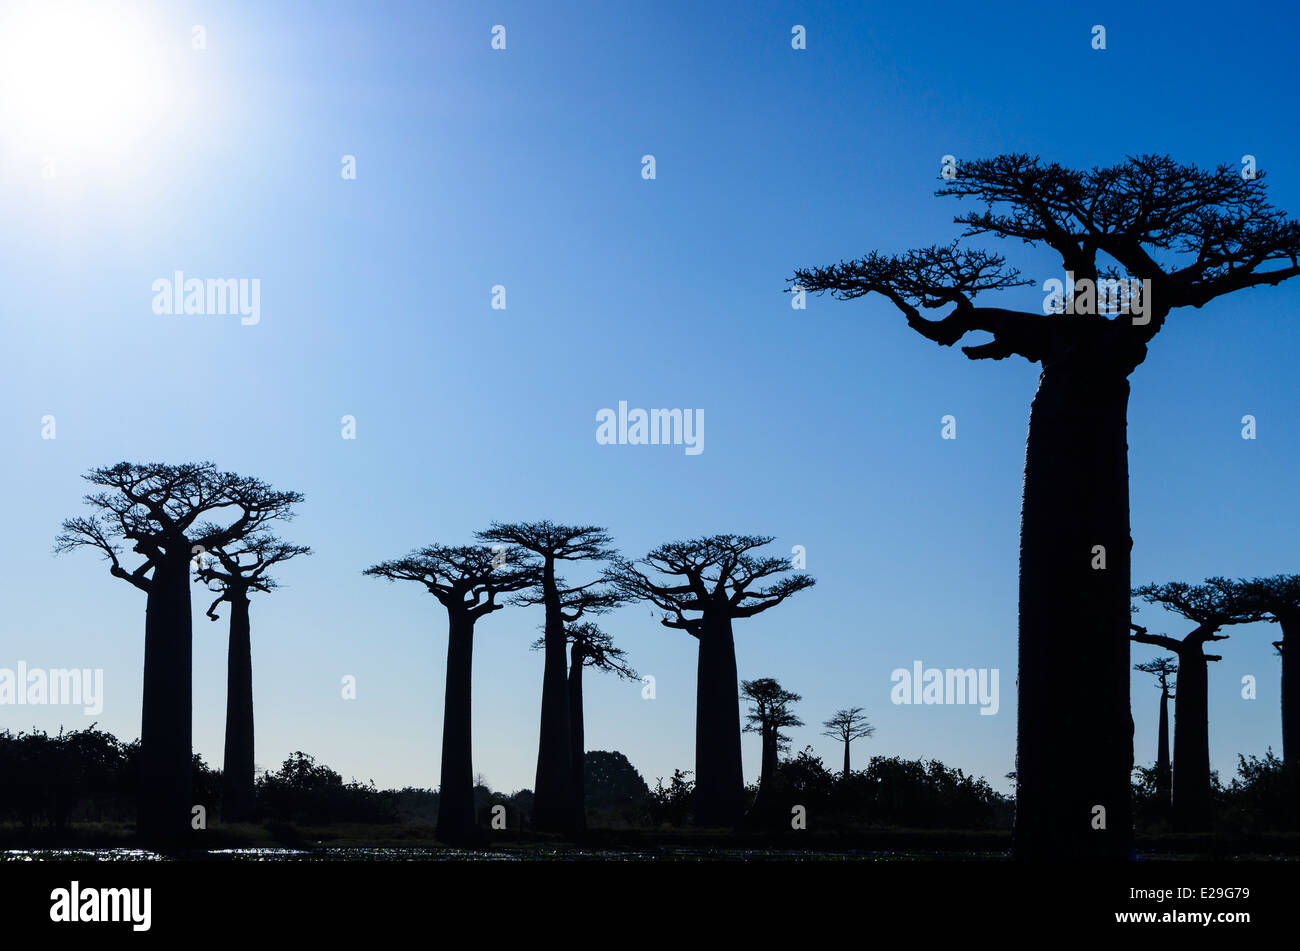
3 847 1007 862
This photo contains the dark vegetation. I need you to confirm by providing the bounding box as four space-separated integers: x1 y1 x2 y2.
7 728 1298 858
0 728 1010 844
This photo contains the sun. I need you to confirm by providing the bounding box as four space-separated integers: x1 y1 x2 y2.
0 0 174 160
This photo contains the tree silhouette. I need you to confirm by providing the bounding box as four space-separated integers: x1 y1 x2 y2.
196 532 310 822
1238 575 1300 768
364 543 539 843
1134 657 1177 818
531 617 636 821
475 521 615 833
583 750 652 810
791 154 1300 859
55 462 302 847
740 678 802 816
821 707 875 779
1132 579 1263 830
606 534 815 826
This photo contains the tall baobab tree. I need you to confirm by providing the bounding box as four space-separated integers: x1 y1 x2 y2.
364 543 539 843
56 462 302 847
475 521 615 833
607 534 815 826
741 677 802 816
822 707 875 779
196 532 310 822
791 154 1300 860
532 619 637 821
1239 575 1300 767
1131 579 1263 831
1133 658 1177 817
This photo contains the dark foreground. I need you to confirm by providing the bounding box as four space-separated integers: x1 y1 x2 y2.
4 822 1299 861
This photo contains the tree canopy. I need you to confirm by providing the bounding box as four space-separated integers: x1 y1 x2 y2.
791 154 1300 366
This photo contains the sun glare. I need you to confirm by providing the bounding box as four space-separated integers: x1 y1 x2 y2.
0 1 174 159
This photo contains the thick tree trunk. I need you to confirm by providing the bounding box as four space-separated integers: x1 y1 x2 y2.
1281 618 1298 769
532 558 575 832
1014 360 1135 860
436 611 477 843
694 612 744 826
568 642 586 828
221 590 255 822
752 727 778 817
1156 687 1171 816
1172 648 1213 831
762 732 778 787
138 552 194 849
843 739 851 779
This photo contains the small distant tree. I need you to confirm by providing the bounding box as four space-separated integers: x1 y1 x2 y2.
1134 658 1177 818
822 707 876 779
741 678 802 816
1132 579 1263 830
197 532 310 822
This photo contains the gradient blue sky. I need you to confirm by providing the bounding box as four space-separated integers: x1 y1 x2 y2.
1 0 1298 797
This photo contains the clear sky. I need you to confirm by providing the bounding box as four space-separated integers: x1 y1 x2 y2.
1 0 1297 798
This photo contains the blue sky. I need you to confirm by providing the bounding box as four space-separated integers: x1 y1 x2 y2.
1 0 1298 797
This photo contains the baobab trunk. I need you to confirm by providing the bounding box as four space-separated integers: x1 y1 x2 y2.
568 641 587 828
221 590 255 822
1014 358 1135 860
533 560 575 831
1172 650 1213 831
1156 687 1171 816
138 551 194 848
436 612 477 842
694 613 744 826
1281 618 1298 768
842 739 851 779
751 725 778 817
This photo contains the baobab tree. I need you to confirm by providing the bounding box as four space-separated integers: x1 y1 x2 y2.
532 618 637 821
740 678 802 816
474 521 614 832
1134 658 1177 817
791 154 1300 860
1238 575 1300 767
364 543 539 843
55 462 302 846
607 534 815 826
195 532 310 822
1131 579 1263 831
822 707 875 779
